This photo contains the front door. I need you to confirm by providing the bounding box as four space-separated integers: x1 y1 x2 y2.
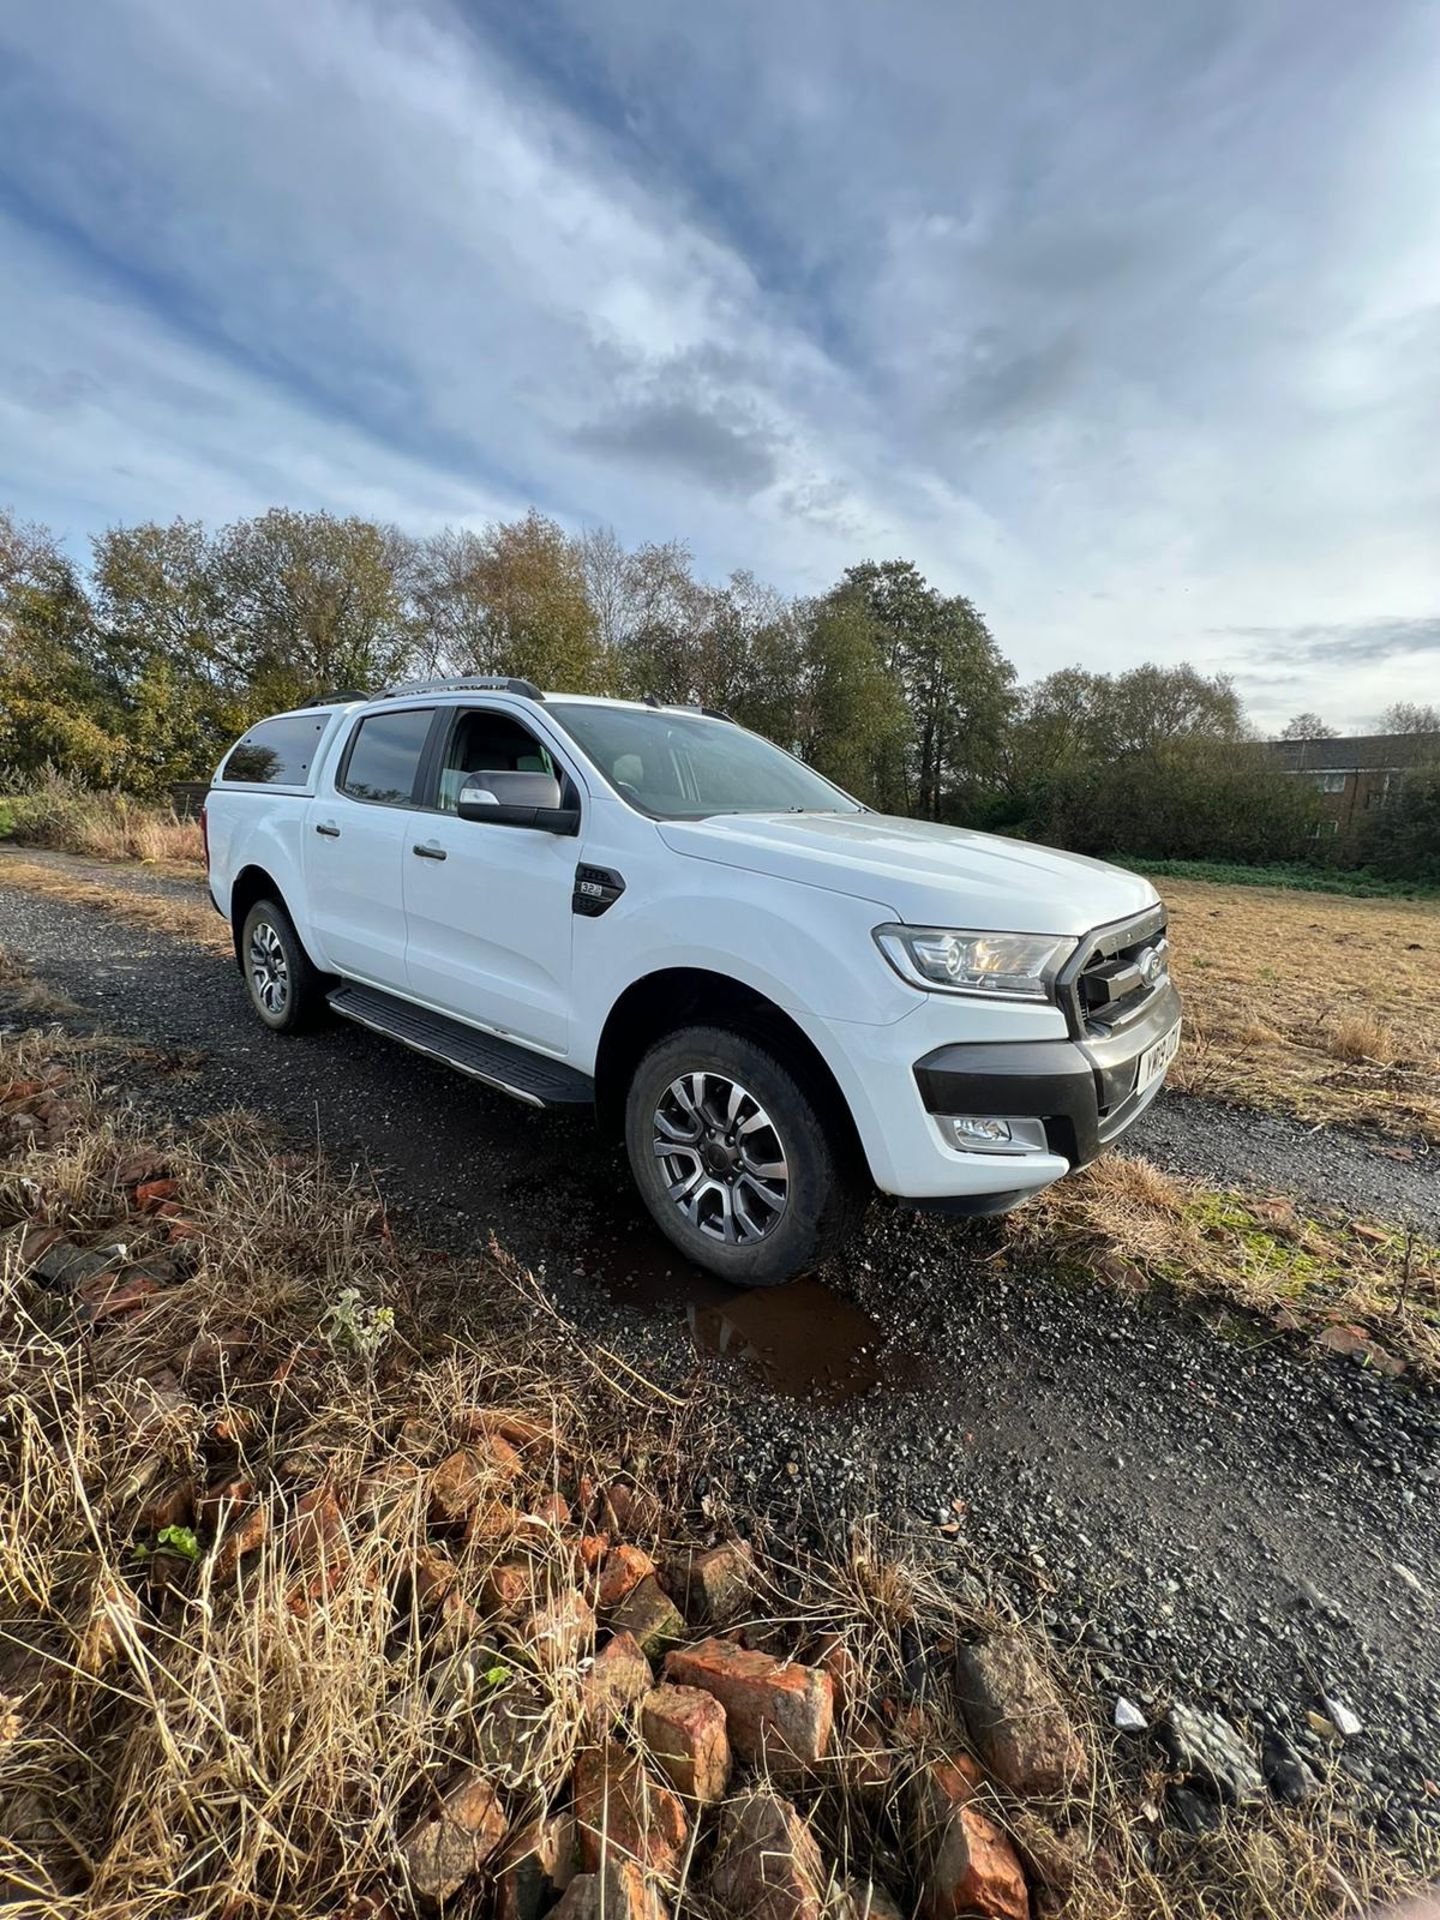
304 704 435 990
401 704 578 1055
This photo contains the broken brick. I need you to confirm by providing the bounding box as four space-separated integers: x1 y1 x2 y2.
574 1740 688 1879
642 1683 732 1804
598 1544 655 1611
581 1631 653 1727
663 1639 833 1769
399 1768 507 1904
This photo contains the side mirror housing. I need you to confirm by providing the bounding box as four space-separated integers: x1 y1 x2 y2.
457 774 579 835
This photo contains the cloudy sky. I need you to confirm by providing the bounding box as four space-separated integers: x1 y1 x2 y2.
3 0 1438 732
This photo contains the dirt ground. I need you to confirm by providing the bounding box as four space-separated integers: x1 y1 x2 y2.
2 851 1438 1876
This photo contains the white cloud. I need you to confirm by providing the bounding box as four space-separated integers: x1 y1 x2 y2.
2 0 1440 730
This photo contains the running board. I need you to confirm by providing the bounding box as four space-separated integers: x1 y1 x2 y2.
326 984 594 1110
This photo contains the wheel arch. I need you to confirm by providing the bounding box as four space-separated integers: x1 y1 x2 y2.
228 865 313 972
593 967 866 1173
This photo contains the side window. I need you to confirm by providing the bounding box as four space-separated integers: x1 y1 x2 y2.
221 714 329 786
435 710 559 813
338 708 435 806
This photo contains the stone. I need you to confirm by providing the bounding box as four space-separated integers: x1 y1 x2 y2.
1114 1696 1147 1733
708 1791 825 1920
1159 1705 1263 1805
399 1768 506 1903
808 1631 860 1712
641 1684 732 1804
1166 1784 1222 1836
285 1485 350 1614
494 1812 581 1920
955 1638 1089 1798
603 1481 664 1538
832 1880 904 1920
77 1270 162 1322
518 1589 595 1668
610 1577 685 1660
481 1560 534 1615
1320 1694 1362 1739
1261 1727 1320 1806
213 1502 269 1578
574 1740 689 1879
428 1438 523 1524
136 1476 195 1536
664 1541 754 1625
582 1632 653 1727
549 1861 667 1920
32 1241 117 1289
918 1797 1029 1920
664 1638 833 1769
135 1177 181 1210
469 1681 566 1791
598 1545 656 1611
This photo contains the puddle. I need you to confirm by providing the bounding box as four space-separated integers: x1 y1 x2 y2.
572 1219 903 1404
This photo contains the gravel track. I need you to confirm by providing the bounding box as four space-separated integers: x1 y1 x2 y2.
2 862 1438 1845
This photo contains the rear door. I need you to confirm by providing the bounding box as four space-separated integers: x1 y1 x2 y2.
401 703 579 1054
304 704 436 990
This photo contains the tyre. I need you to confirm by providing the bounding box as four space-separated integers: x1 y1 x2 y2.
624 1024 867 1285
239 898 324 1034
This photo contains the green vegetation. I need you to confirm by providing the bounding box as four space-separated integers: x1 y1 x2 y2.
5 501 1436 878
1115 856 1440 900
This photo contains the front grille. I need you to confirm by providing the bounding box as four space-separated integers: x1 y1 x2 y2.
1059 906 1169 1038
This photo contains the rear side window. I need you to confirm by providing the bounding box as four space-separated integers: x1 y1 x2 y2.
338 707 434 806
221 714 330 787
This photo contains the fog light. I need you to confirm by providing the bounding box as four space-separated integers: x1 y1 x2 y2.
938 1115 1048 1155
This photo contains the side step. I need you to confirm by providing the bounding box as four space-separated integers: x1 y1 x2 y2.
327 984 594 1110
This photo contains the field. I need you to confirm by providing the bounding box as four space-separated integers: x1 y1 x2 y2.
1161 877 1440 1142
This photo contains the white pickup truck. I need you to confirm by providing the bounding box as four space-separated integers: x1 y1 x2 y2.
203 677 1180 1284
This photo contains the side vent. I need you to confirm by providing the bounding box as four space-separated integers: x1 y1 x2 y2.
573 864 626 917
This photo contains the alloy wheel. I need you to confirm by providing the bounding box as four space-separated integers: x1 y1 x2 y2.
248 919 290 1018
652 1070 789 1244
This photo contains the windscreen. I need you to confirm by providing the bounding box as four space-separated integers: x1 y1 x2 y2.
548 704 861 820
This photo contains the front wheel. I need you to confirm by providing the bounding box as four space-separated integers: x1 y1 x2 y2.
624 1025 866 1286
239 899 324 1034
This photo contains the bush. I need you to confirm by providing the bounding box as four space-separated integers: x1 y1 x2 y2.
0 767 204 865
1356 769 1440 884
990 743 1323 865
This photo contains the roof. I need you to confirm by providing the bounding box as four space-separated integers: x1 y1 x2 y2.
1262 732 1440 773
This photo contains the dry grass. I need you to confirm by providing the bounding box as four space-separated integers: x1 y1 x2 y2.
1161 877 1440 1142
1024 1153 1440 1380
2 1017 1433 1918
0 858 229 951
2 775 204 867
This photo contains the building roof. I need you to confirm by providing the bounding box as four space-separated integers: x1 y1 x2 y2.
1263 732 1440 773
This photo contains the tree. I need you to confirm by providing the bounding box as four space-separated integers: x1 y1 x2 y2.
1279 712 1337 740
1376 700 1440 735
416 511 600 693
835 561 1014 817
210 509 421 709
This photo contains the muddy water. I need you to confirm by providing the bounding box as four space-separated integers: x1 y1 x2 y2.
570 1217 906 1404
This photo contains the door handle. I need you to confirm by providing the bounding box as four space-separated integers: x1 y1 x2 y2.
412 843 447 861
315 822 340 838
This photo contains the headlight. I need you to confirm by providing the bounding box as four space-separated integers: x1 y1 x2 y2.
873 924 1076 1001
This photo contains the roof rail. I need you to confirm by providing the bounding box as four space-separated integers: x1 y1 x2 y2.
382 675 544 701
299 690 369 708
640 691 733 723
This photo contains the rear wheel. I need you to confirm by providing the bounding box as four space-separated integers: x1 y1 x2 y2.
624 1025 866 1286
239 899 324 1034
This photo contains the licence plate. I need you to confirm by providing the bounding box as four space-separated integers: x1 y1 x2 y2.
1136 1020 1181 1094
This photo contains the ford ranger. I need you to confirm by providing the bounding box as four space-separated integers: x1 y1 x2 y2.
203 677 1181 1285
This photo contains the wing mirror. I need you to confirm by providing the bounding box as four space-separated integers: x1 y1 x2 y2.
456 772 580 835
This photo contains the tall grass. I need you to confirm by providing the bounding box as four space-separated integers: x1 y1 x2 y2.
0 769 204 866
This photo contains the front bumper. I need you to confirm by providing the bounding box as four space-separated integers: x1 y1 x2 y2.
913 978 1182 1171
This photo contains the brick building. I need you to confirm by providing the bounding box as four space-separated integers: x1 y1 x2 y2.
1263 732 1440 840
